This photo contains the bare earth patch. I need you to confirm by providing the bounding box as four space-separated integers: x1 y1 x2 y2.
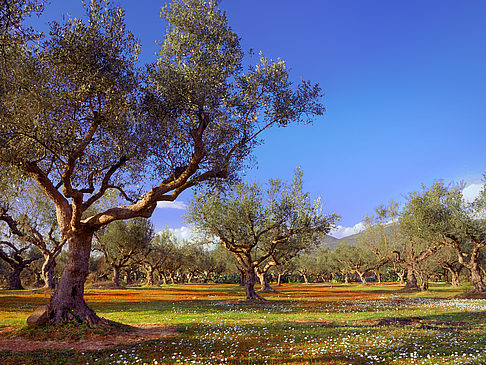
0 323 177 352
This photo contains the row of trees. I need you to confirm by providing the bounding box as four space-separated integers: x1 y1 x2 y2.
294 181 486 293
3 178 485 298
1 0 484 328
1 169 339 300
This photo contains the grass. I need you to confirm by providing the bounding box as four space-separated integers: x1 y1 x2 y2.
0 282 485 364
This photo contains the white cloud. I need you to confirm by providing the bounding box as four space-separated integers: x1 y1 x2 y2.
462 183 484 203
330 222 365 239
167 226 194 242
156 201 187 210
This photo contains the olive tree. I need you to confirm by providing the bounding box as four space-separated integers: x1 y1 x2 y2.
137 229 175 286
0 171 62 289
186 170 338 299
401 181 486 293
0 0 323 324
95 217 153 287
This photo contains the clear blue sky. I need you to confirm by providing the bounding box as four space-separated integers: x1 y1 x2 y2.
34 1 486 234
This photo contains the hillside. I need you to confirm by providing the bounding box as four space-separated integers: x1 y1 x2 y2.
320 233 359 250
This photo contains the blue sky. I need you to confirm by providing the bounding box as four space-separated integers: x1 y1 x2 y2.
35 1 486 236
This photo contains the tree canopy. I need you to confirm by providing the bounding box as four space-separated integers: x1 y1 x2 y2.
185 169 338 299
0 0 324 324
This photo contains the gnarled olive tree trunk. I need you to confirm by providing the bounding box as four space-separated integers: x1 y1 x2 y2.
454 246 486 293
243 266 263 300
403 266 419 290
112 265 121 287
144 266 155 285
356 270 368 285
8 266 24 290
396 270 405 285
47 232 104 325
41 255 57 290
443 264 462 287
257 270 273 291
469 264 486 293
256 262 276 292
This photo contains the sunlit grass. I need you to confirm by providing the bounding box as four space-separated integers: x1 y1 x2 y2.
1 282 485 364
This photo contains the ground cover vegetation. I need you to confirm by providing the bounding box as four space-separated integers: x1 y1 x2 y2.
0 283 486 364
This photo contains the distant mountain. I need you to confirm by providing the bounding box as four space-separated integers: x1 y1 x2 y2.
319 233 360 250
320 222 399 250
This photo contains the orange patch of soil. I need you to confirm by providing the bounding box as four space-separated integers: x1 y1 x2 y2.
0 324 177 352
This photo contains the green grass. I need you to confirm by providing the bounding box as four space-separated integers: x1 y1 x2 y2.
1 282 486 364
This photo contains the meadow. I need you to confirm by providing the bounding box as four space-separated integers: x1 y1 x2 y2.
0 283 485 364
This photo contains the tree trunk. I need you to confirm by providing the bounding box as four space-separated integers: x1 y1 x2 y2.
374 271 381 284
187 272 194 283
418 271 429 291
277 273 283 286
469 264 486 293
41 256 57 290
303 273 309 284
160 272 167 285
112 265 121 287
403 266 419 290
344 274 349 284
34 270 44 287
257 270 274 291
356 270 368 285
238 269 245 286
47 232 103 325
396 270 405 285
8 266 23 290
448 269 461 287
169 272 175 285
145 268 155 285
244 266 263 300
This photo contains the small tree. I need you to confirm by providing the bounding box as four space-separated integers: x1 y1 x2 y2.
138 229 175 286
95 218 153 287
293 252 318 284
186 170 338 299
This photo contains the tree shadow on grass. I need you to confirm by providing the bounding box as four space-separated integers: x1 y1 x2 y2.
2 312 486 364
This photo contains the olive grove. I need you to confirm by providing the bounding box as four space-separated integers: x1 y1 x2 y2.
0 0 324 324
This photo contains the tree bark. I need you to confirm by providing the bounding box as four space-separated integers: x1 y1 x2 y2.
244 266 263 300
450 269 461 287
8 266 23 290
160 272 167 285
344 274 349 284
41 256 57 290
356 270 368 285
453 244 485 293
145 268 155 285
257 270 274 291
47 232 104 325
403 266 419 290
469 264 486 293
238 268 245 286
374 270 382 284
418 271 429 291
277 273 283 286
396 270 405 285
112 265 121 287
303 273 309 284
